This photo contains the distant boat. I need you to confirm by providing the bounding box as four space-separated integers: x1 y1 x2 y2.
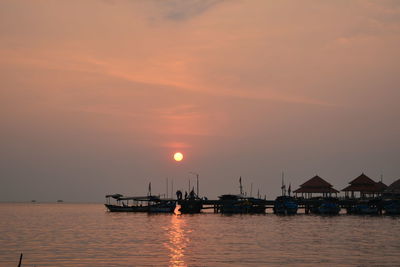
105 194 176 213
273 196 298 215
31 200 36 203
57 200 64 203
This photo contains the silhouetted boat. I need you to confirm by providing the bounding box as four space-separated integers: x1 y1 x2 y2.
218 194 265 214
149 201 176 213
311 197 341 215
347 200 379 215
105 194 175 213
178 189 203 214
384 199 400 215
178 199 203 214
273 196 298 215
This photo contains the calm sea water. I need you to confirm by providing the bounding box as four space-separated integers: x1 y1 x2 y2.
0 203 399 267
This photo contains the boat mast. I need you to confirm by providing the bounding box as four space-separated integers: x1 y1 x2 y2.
166 177 168 199
148 182 152 196
197 173 199 197
171 179 174 199
239 176 243 195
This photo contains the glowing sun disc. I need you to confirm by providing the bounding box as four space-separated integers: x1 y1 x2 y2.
174 152 183 162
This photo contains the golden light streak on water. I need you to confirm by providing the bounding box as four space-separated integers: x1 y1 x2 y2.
165 214 189 267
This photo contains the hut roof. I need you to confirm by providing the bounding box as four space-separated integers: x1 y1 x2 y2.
293 175 339 194
376 181 388 191
385 179 400 194
348 173 376 185
342 173 381 192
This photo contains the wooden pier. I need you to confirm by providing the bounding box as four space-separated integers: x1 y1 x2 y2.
177 197 395 215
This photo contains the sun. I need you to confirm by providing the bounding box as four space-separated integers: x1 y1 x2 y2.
173 152 183 162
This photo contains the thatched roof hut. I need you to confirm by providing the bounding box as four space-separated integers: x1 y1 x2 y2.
294 175 339 198
384 179 400 197
376 181 388 192
342 173 385 198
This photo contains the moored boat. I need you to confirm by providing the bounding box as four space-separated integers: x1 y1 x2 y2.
347 200 379 215
384 199 400 215
273 196 298 215
178 189 203 214
218 194 265 214
311 197 341 215
149 201 176 213
105 194 176 213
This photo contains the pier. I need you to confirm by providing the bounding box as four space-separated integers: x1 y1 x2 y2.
178 197 392 214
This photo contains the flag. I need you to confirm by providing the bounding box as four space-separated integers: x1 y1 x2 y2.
288 183 291 196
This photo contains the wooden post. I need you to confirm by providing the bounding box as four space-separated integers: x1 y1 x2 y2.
18 253 23 267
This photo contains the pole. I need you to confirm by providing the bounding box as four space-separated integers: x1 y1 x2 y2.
18 253 23 267
171 179 174 199
166 178 168 199
196 174 199 197
239 176 243 195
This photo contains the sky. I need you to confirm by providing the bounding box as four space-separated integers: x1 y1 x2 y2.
1 0 400 202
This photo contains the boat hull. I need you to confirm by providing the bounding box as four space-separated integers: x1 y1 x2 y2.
273 197 298 215
104 204 148 212
384 200 400 215
148 202 176 213
314 203 341 215
178 200 203 214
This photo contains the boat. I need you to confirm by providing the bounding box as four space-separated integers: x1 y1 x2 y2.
384 199 400 215
310 197 341 215
105 194 175 213
178 189 203 214
273 173 298 215
148 200 176 213
273 196 298 215
347 200 379 215
218 194 265 214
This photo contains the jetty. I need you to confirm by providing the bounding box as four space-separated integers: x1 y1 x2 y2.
105 175 400 215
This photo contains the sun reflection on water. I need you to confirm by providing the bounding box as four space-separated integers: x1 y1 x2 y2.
165 208 189 267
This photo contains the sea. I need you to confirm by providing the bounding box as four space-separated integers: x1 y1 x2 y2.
0 203 399 267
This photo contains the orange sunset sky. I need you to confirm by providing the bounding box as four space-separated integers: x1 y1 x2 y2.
1 0 400 201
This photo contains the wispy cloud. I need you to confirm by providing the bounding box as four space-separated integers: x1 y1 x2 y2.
150 0 224 21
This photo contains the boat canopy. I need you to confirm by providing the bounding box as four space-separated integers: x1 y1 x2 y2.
118 195 161 201
105 194 123 199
